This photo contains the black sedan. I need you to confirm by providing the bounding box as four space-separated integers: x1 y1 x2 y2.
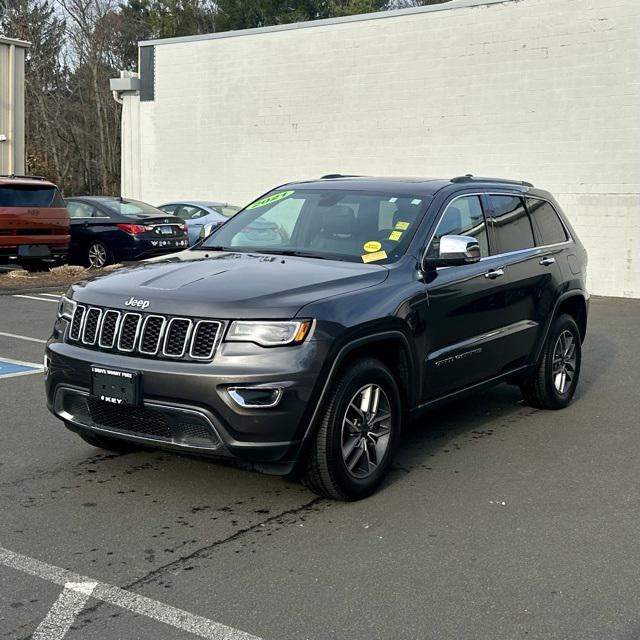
65 196 189 268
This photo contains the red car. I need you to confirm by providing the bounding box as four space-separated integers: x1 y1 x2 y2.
0 175 69 269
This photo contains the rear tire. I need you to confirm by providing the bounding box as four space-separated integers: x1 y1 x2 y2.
75 429 142 454
302 358 401 501
86 241 112 269
520 313 581 410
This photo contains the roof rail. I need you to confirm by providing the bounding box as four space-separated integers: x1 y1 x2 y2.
320 173 360 179
0 174 47 181
451 174 534 188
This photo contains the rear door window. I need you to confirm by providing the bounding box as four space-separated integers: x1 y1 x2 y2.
0 185 64 207
526 198 568 246
487 195 534 254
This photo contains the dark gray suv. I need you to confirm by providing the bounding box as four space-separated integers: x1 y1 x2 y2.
45 176 588 500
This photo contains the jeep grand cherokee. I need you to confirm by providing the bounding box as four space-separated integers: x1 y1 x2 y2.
45 175 588 500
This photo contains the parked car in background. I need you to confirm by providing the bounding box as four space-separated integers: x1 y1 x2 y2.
0 175 69 270
158 201 240 245
65 196 188 268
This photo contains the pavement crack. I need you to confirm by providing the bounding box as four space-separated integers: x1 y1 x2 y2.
124 496 326 591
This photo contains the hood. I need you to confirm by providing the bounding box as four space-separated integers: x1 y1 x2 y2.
71 250 389 319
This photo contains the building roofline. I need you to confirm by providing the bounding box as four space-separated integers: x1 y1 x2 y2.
0 35 31 48
139 0 511 47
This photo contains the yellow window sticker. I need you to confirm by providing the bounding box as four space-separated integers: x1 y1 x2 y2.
362 250 387 263
363 240 382 253
395 221 410 230
246 190 294 210
388 230 402 241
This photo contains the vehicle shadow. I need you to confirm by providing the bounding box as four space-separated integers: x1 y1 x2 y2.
386 327 614 484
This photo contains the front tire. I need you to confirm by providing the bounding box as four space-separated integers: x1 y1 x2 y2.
302 358 401 501
520 313 582 409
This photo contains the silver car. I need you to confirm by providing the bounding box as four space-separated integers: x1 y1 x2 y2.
158 201 241 245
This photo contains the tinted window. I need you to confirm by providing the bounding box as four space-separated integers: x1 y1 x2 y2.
526 198 568 245
488 195 534 253
0 186 64 207
429 195 489 258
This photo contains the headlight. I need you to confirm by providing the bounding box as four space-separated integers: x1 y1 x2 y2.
57 295 76 320
226 320 312 347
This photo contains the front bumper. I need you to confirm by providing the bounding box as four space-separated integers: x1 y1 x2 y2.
45 331 329 472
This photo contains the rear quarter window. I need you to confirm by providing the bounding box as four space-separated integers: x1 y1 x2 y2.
526 198 568 245
0 186 65 208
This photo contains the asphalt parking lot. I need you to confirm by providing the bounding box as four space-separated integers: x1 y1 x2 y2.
1 293 639 640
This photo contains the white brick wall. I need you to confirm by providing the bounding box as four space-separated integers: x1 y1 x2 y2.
121 0 640 298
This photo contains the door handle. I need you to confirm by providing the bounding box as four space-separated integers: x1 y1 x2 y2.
539 256 556 266
484 268 505 279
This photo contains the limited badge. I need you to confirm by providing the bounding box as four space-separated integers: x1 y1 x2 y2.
246 190 294 210
363 241 382 253
362 250 387 263
388 230 402 241
395 221 410 231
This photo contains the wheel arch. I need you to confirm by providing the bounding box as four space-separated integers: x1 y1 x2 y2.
301 330 419 446
534 290 588 362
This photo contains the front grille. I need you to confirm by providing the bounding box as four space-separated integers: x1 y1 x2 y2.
82 308 102 345
66 304 223 362
59 389 222 450
118 313 141 351
164 319 192 357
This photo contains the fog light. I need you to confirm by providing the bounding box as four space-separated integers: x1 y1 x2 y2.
228 387 282 408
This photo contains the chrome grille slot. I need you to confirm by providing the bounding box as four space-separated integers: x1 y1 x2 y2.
65 305 221 362
69 305 86 341
190 321 222 360
117 313 142 352
139 315 166 355
163 318 192 358
82 308 102 345
98 310 121 348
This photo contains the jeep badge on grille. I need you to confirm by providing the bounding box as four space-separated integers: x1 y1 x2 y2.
124 297 150 310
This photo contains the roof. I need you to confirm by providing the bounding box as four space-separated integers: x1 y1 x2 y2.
0 36 30 48
139 0 512 47
280 175 534 196
161 200 237 208
0 175 56 187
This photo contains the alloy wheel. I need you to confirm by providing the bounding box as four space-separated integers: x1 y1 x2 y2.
88 243 107 268
341 384 392 479
552 329 577 394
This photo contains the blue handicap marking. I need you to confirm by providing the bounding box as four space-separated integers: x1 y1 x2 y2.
0 359 42 377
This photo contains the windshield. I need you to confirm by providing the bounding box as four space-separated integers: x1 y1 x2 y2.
200 188 429 264
101 199 168 218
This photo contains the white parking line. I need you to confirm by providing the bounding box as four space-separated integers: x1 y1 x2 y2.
0 331 47 344
32 582 97 640
11 294 59 303
0 545 263 640
38 293 62 299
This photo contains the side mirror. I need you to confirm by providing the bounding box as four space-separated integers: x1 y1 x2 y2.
423 234 481 270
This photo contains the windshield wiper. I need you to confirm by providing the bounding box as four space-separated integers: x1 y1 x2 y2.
191 245 235 252
251 249 330 260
